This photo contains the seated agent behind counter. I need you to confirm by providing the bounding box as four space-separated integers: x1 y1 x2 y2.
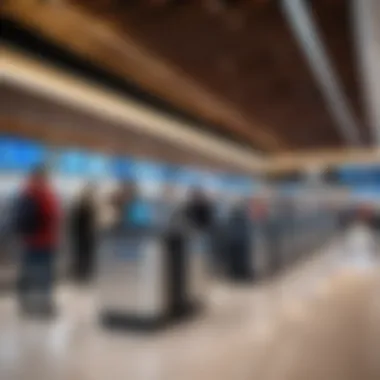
14 165 60 316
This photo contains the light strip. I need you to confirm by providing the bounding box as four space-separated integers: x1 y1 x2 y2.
0 46 263 171
352 0 380 145
281 0 362 145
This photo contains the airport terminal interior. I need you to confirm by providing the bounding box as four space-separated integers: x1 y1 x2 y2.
1 1 380 379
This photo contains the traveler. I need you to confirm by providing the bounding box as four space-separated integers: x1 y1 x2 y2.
163 187 188 316
14 165 60 316
70 184 96 283
183 188 215 233
226 200 252 280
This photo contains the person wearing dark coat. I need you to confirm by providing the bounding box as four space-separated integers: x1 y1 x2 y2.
226 201 252 281
70 185 96 283
183 188 215 233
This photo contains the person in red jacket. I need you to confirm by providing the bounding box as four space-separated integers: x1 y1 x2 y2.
16 165 60 316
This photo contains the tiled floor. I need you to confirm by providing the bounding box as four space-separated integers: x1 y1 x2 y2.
0 225 379 380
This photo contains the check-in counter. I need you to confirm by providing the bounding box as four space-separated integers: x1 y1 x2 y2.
97 219 209 330
98 225 168 328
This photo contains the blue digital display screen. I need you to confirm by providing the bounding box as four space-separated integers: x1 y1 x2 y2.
113 157 134 181
174 167 202 187
164 165 180 184
56 150 113 179
0 137 257 201
56 149 89 176
132 161 167 183
337 165 380 185
87 153 112 179
0 137 47 172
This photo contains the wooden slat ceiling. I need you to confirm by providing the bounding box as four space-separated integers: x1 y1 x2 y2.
2 0 368 152
2 0 281 152
68 0 368 148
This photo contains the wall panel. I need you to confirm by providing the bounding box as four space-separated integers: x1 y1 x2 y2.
0 84 246 173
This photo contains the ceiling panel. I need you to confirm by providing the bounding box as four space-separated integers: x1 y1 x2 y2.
71 0 351 148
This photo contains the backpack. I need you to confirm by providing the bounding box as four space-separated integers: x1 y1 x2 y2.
14 193 44 235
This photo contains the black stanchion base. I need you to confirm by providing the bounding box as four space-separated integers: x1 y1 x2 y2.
100 312 167 332
99 301 203 333
227 272 255 283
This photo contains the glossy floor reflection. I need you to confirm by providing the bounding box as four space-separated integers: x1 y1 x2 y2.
0 225 379 380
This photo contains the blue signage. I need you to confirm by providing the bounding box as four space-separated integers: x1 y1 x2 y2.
113 157 134 181
132 161 167 184
338 164 380 185
174 167 203 187
87 153 112 179
56 149 89 177
163 164 180 184
0 137 260 200
0 137 47 172
222 174 254 195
